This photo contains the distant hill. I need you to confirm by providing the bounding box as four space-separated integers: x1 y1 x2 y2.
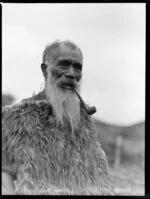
94 119 145 167
2 93 16 106
121 121 144 140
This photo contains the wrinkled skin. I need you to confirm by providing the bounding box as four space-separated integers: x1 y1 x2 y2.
42 44 83 92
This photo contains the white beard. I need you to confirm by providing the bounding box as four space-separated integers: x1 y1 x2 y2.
45 72 81 130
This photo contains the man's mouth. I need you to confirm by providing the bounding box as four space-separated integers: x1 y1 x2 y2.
60 81 76 90
62 84 74 89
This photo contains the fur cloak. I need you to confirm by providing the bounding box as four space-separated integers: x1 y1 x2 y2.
2 91 114 195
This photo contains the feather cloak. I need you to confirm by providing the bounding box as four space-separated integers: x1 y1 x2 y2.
2 91 114 195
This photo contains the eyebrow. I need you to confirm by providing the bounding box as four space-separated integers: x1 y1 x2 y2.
57 59 71 65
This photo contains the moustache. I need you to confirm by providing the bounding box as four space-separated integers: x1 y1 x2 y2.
57 78 78 90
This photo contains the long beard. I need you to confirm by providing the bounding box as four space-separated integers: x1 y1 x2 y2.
45 74 81 130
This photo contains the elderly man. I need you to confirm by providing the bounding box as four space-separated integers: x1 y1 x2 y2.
2 40 114 195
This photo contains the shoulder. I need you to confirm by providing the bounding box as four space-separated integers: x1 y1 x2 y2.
2 100 53 124
2 100 54 133
2 101 54 141
21 90 47 103
2 103 19 119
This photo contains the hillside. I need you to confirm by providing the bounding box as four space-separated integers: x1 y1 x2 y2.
94 119 145 167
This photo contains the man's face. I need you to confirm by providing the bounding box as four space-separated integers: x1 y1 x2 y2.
49 45 83 91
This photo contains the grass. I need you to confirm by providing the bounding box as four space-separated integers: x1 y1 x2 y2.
111 164 145 196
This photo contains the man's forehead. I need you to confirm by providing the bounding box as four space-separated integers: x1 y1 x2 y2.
52 45 82 63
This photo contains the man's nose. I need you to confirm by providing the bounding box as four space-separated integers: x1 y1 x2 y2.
65 66 75 79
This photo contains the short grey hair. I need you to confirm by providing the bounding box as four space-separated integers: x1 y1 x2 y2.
42 40 83 64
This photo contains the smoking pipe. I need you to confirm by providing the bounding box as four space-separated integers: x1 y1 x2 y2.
72 88 97 115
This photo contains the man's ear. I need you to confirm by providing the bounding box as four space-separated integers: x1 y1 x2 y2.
41 63 48 79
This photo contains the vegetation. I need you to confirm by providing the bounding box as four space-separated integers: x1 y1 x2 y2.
94 119 145 195
111 165 144 195
2 93 16 106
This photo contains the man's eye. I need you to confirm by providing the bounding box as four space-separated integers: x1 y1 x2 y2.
58 60 70 69
74 63 82 71
60 65 68 69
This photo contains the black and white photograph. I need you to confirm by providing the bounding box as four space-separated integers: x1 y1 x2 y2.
2 3 145 195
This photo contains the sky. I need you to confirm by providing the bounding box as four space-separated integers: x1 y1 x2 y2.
2 3 145 126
